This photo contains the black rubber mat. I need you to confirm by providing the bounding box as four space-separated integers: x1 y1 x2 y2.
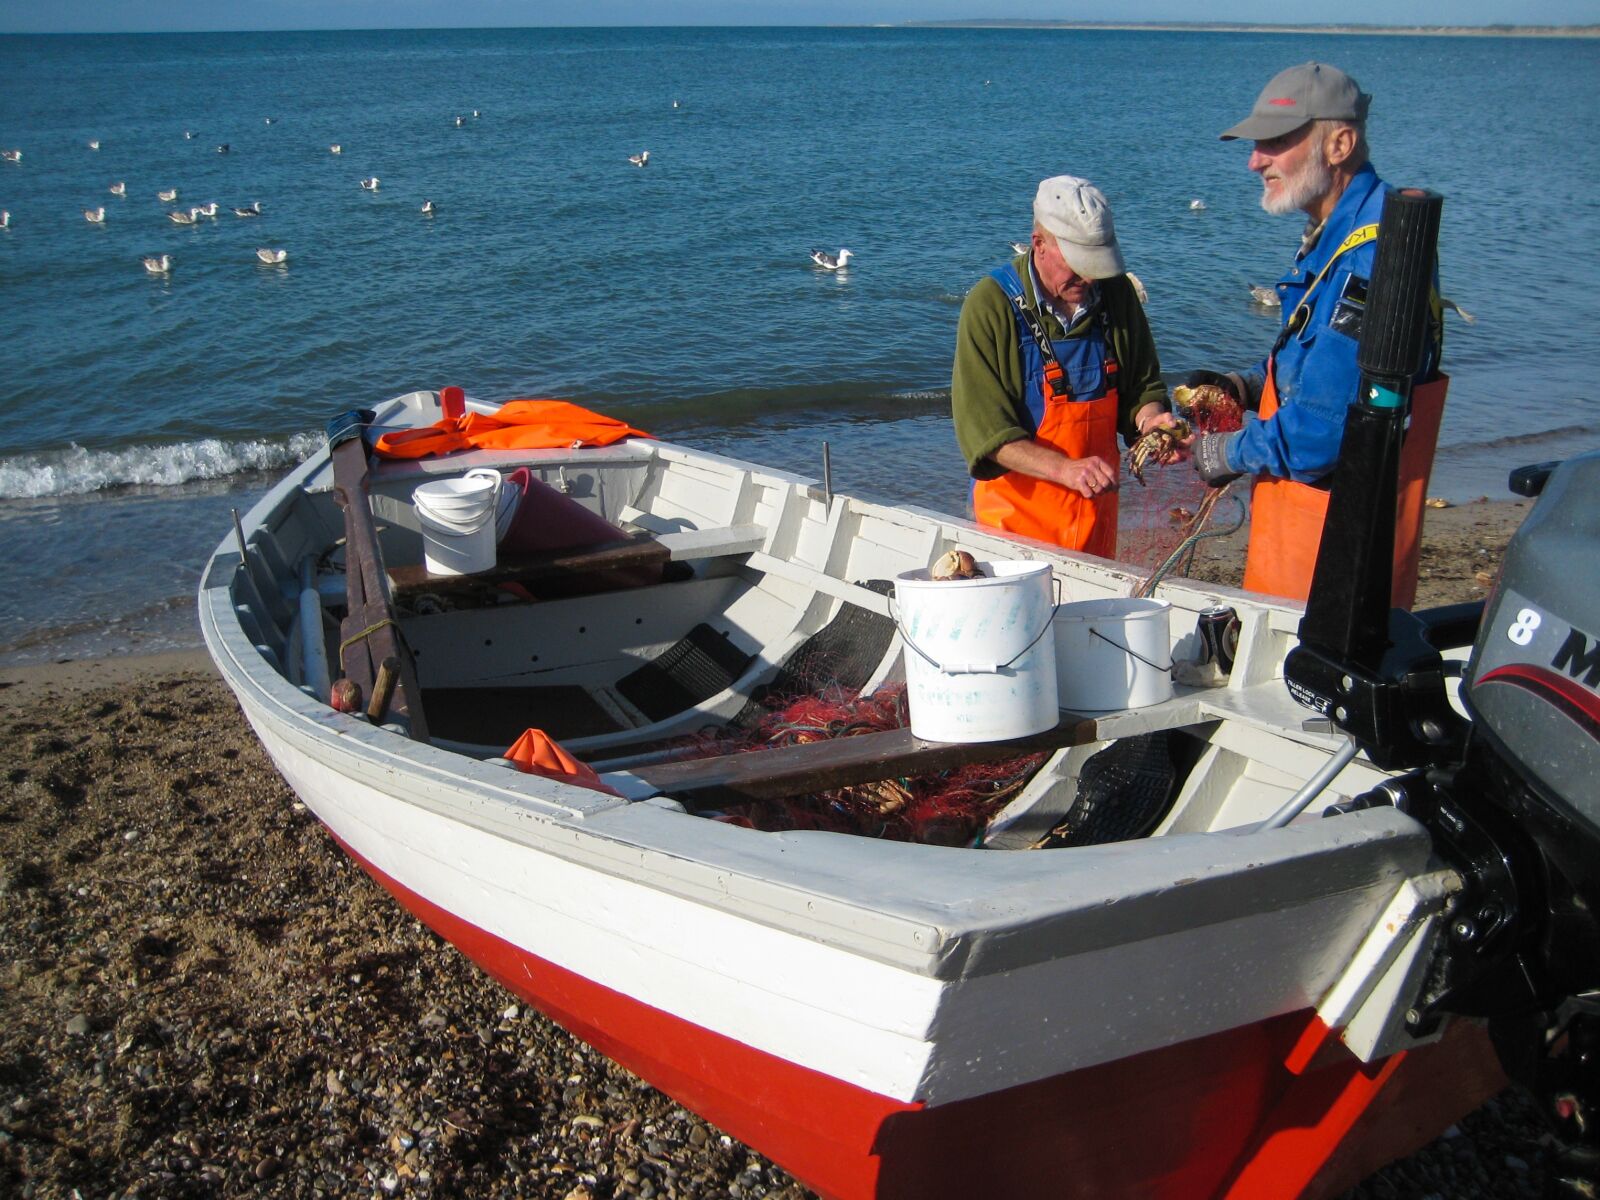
421 685 622 745
731 580 898 729
616 623 756 723
1043 731 1177 847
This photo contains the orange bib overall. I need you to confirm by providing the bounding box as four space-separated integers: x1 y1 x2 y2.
1242 371 1447 608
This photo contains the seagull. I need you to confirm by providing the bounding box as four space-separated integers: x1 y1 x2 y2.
84 206 106 223
628 150 649 167
233 201 262 216
197 201 219 218
454 115 466 127
329 144 342 154
1126 271 1149 304
359 176 379 190
1248 283 1281 307
809 248 853 271
420 199 436 215
142 254 171 274
168 209 197 225
672 99 680 109
1 150 20 163
1009 240 1028 255
1442 297 1477 324
158 188 178 202
1189 198 1207 211
184 130 195 139
264 117 276 125
256 248 288 265
0 210 9 228
216 144 230 154
109 181 125 196
88 139 101 151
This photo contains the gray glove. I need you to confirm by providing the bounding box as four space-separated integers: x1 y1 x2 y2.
1192 433 1242 487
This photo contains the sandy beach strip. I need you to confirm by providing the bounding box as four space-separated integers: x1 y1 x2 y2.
0 498 1553 1199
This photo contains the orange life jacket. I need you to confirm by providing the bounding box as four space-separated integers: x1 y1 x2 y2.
374 398 651 460
1242 370 1447 608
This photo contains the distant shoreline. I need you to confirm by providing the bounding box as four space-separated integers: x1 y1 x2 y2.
905 21 1600 39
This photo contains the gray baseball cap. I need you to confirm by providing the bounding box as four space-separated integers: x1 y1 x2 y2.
1033 175 1126 280
1220 62 1371 141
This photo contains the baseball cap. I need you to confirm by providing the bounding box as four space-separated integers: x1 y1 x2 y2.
1032 176 1126 280
1220 62 1371 141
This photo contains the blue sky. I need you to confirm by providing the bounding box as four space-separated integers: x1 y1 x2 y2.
0 0 1593 33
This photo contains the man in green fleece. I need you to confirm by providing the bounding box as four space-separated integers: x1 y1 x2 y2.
951 175 1175 556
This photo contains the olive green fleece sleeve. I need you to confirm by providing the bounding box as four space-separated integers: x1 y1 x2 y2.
951 276 1031 481
1100 275 1169 447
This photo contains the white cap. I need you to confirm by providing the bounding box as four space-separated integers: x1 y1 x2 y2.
1033 175 1126 280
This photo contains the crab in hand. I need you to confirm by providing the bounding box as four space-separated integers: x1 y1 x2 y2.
1125 417 1192 486
1172 383 1245 433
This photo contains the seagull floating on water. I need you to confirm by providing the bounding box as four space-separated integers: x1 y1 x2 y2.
158 188 178 202
1009 240 1028 255
109 181 125 196
88 139 101 151
420 199 436 215
455 115 466 127
184 130 195 140
672 100 680 109
809 248 853 271
256 248 288 265
84 206 106 224
169 209 196 225
216 144 230 154
197 201 219 218
1248 283 1280 307
360 176 379 190
628 150 649 167
1126 271 1149 304
142 254 171 274
0 211 9 228
472 109 480 118
1189 198 1207 211
264 117 276 125
233 201 262 217
329 144 343 154
2 150 21 163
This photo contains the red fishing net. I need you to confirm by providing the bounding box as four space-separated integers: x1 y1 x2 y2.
674 684 1046 846
1118 389 1246 576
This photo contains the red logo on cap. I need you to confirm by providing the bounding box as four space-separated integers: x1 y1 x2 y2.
1268 97 1297 107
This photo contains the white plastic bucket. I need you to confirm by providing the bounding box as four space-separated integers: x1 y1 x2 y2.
414 468 502 576
893 561 1059 743
1053 597 1173 712
494 475 523 542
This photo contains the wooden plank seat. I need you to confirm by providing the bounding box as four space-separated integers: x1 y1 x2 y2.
387 523 768 605
609 714 1100 808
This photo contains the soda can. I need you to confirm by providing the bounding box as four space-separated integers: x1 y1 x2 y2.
1197 605 1240 676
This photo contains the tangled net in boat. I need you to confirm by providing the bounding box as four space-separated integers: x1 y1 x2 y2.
681 684 1046 846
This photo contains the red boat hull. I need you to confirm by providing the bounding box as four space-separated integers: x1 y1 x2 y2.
340 835 1505 1199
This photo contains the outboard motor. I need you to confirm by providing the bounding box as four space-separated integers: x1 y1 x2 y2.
1282 188 1600 1189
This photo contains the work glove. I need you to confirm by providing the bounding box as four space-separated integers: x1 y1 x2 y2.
1181 369 1261 413
1192 433 1242 488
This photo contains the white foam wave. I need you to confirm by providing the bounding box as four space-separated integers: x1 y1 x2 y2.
0 432 322 499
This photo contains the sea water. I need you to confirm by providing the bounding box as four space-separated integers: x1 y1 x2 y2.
2 26 1597 664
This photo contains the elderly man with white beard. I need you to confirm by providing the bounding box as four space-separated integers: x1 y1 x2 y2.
1183 61 1445 605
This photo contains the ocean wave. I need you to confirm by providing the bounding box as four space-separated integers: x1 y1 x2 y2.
0 432 321 499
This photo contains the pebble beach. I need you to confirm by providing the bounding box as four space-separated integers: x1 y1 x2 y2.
0 497 1563 1200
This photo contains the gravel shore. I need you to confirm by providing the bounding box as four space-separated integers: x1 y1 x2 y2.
0 498 1556 1199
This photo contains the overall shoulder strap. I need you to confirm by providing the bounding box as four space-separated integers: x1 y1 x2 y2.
1272 222 1379 357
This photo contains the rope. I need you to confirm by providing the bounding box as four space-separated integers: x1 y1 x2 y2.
1133 486 1245 599
338 617 400 672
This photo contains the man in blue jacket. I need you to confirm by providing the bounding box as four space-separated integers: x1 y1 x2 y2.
1187 62 1443 602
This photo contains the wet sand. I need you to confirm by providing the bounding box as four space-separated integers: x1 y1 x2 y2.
0 498 1553 1199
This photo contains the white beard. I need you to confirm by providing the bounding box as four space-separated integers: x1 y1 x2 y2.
1261 148 1334 216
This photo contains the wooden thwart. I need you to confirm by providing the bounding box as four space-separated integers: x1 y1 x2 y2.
388 534 672 603
615 715 1099 806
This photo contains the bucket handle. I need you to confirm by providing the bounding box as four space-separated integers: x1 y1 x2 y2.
1088 626 1174 674
891 576 1061 676
416 468 503 535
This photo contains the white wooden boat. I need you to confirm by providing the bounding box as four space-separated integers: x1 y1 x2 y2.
199 389 1505 1200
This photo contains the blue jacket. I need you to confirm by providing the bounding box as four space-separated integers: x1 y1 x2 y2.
1225 163 1439 483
